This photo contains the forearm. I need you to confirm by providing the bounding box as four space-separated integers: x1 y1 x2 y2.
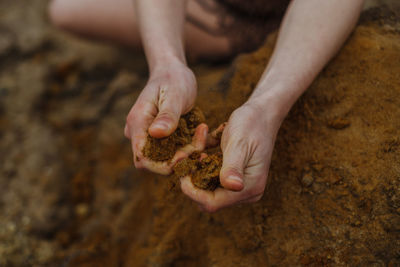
249 0 364 120
135 0 187 73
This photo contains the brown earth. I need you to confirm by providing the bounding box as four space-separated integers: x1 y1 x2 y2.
143 105 223 191
0 1 399 266
143 107 205 162
174 151 223 191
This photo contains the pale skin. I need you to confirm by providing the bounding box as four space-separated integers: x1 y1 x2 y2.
49 0 364 212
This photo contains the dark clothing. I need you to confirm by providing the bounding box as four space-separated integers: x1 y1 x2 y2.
188 0 290 55
217 0 290 17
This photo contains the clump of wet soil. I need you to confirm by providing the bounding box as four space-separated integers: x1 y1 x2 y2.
143 104 222 191
174 151 222 190
142 107 205 161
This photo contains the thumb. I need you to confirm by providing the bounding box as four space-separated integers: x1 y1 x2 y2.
220 141 246 191
148 99 181 139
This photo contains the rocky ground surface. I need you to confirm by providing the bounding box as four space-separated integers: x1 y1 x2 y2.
0 1 399 266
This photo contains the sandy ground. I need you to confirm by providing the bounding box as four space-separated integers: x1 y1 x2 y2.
0 0 399 266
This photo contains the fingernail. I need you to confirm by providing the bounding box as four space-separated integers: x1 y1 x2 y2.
228 175 243 184
152 121 169 131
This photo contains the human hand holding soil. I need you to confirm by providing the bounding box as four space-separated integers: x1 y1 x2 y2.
123 0 364 211
180 103 282 212
124 61 208 175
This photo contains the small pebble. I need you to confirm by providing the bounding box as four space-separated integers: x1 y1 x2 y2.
301 173 314 187
7 223 16 233
75 203 89 217
312 164 323 172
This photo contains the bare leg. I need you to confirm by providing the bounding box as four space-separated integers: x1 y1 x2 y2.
48 0 231 60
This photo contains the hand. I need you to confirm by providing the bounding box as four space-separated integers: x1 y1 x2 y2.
180 101 283 212
124 60 206 174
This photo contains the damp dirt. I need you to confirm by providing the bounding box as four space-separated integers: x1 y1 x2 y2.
61 7 399 266
173 151 223 191
142 107 205 162
143 105 222 191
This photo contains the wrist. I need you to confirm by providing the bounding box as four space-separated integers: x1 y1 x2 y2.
149 55 188 78
147 45 187 74
247 71 309 123
246 84 298 125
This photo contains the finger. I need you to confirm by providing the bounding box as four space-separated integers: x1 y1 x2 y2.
180 176 218 212
148 88 182 138
170 124 208 166
206 122 227 147
140 157 173 175
240 194 263 204
190 123 208 151
199 152 208 161
124 124 130 139
131 134 146 169
180 176 249 212
219 140 246 191
128 102 156 168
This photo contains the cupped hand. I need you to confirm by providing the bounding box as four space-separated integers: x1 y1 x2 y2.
180 102 283 212
124 60 203 174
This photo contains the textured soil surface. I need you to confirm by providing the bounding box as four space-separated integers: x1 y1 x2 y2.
143 107 205 162
174 151 223 191
0 1 399 266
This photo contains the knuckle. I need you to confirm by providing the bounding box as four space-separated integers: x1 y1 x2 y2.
126 111 136 124
127 100 148 121
157 110 179 124
221 162 244 179
222 166 242 176
157 110 173 118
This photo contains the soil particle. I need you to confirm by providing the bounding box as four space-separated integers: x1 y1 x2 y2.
301 173 314 187
142 107 205 161
327 117 351 129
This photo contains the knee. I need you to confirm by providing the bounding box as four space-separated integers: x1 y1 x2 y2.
48 0 74 29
